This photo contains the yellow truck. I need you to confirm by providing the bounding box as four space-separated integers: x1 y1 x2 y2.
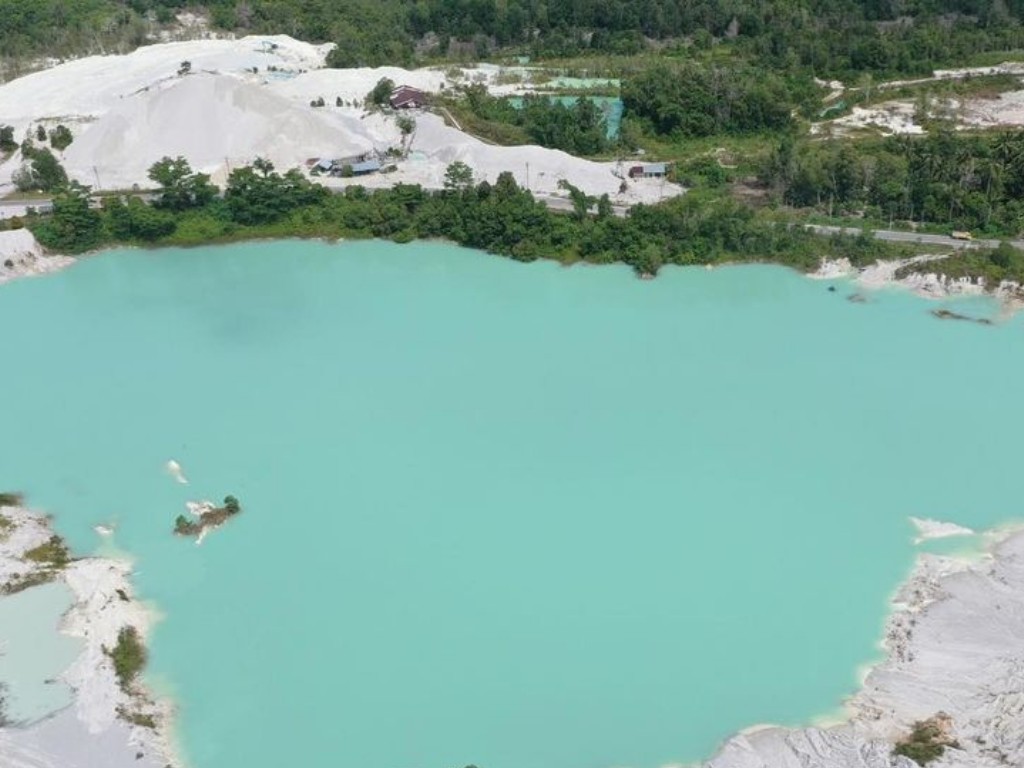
951 230 973 241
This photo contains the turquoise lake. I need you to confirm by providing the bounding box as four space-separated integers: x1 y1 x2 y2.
1 240 1022 768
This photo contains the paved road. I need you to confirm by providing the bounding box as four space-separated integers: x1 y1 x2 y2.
533 193 630 218
806 224 1024 250
0 200 53 218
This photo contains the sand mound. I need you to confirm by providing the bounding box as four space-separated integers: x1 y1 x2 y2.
326 112 678 203
0 34 683 204
0 36 329 134
272 66 450 105
63 74 378 188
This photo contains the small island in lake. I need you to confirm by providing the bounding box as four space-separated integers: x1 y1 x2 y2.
173 495 242 538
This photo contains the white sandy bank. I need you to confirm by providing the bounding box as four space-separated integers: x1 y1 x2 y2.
0 230 74 286
0 504 172 768
705 524 1024 767
811 254 1024 313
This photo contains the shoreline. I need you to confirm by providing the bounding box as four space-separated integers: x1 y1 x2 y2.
5 495 1023 768
703 520 1024 768
811 254 1024 317
0 229 75 286
4 225 1024 320
0 502 177 768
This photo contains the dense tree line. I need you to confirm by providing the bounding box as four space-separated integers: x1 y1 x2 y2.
621 64 808 138
5 0 1024 76
761 129 1024 234
460 85 610 154
21 156 904 278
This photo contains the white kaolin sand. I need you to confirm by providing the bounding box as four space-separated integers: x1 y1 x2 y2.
705 523 1024 768
0 230 74 286
0 504 173 768
0 35 680 205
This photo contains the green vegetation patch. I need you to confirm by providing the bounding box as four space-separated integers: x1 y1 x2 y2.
174 495 242 537
896 242 1024 286
107 626 147 693
761 129 1024 239
892 716 954 765
893 716 958 765
1 570 55 595
115 704 157 729
441 84 612 155
0 492 24 507
23 535 70 568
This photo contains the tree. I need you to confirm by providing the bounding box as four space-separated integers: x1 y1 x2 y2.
34 182 102 252
35 125 47 143
366 77 395 108
13 147 67 192
147 157 217 211
443 161 474 193
396 115 415 136
224 160 326 225
557 179 594 221
104 196 176 241
48 125 73 151
178 60 192 76
0 126 15 154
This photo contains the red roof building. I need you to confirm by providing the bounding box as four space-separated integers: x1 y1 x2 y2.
390 85 428 109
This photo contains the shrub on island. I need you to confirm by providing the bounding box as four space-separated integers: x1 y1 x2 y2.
107 626 147 693
173 495 242 537
0 492 24 507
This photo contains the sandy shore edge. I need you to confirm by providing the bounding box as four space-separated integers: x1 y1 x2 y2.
0 229 75 286
0 503 177 768
810 254 1024 316
703 521 1024 768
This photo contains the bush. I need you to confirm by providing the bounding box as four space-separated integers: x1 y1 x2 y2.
14 147 67 192
174 515 200 535
24 535 70 568
893 718 952 766
365 77 395 108
48 125 73 151
108 626 147 692
0 125 15 154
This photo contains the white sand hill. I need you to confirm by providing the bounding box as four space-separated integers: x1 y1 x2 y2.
0 35 679 203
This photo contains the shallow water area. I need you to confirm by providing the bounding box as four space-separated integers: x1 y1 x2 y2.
1 241 1023 768
0 582 81 723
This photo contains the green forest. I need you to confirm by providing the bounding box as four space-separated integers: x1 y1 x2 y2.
761 130 1024 234
5 0 1024 75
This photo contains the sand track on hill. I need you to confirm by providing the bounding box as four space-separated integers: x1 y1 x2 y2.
63 74 377 189
0 35 680 203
